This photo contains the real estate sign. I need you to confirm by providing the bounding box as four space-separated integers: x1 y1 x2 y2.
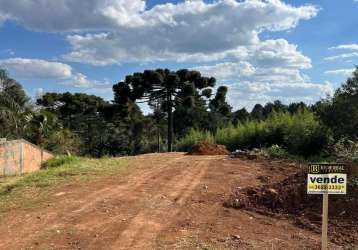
307 163 347 194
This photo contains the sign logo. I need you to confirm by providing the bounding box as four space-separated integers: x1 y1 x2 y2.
307 164 347 195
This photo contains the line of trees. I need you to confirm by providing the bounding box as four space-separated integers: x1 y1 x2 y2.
1 67 357 158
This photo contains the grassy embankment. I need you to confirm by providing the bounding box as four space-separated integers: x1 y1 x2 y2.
0 156 129 215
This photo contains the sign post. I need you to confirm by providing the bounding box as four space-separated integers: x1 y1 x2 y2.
322 193 328 250
307 163 347 250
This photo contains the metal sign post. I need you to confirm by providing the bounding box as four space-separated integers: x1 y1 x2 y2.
307 163 347 250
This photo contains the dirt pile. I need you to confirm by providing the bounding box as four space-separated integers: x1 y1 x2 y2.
187 142 229 155
225 171 358 246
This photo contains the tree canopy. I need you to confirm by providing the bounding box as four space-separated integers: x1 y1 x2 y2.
113 69 216 152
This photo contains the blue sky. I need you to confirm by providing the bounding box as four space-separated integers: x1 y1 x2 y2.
0 0 357 111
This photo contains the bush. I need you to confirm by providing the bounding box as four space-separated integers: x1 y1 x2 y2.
282 110 330 156
176 128 215 152
264 145 289 158
332 138 358 162
42 155 79 169
216 121 266 151
215 110 330 157
43 129 81 155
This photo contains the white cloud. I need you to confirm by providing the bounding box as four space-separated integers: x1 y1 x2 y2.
324 52 358 61
227 81 333 111
250 39 311 69
0 0 146 32
60 73 111 88
329 44 358 51
0 0 318 34
325 68 355 77
0 57 109 89
326 44 358 61
0 0 322 109
192 47 329 110
0 58 72 79
190 36 318 109
58 0 318 65
194 62 256 81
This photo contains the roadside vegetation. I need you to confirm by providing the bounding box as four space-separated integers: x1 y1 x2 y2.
0 156 129 213
1 66 358 161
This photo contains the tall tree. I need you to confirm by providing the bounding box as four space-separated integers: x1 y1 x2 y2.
113 69 215 152
208 86 232 129
316 67 358 139
0 69 30 138
251 104 264 120
232 108 250 125
288 102 307 113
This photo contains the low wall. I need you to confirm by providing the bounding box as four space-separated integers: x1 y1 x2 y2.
0 139 53 176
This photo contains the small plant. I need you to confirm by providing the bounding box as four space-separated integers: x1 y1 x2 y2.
264 144 289 158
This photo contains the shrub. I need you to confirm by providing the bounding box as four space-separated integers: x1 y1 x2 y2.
264 144 289 158
286 110 331 156
215 110 331 157
176 128 215 152
43 129 81 155
216 121 266 151
332 138 358 162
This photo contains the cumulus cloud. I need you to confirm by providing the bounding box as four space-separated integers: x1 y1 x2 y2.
190 36 319 109
227 81 333 111
59 0 318 65
250 39 311 69
325 68 355 77
0 0 322 109
0 0 318 33
192 52 330 110
0 0 146 32
194 62 256 81
0 58 72 79
0 57 109 89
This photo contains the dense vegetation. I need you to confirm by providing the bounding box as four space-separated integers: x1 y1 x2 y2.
1 67 358 159
177 110 329 157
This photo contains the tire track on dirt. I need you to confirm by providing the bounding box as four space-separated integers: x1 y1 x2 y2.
0 154 189 249
109 160 210 250
71 154 187 214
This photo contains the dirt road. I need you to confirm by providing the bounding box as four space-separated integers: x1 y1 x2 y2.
0 153 339 249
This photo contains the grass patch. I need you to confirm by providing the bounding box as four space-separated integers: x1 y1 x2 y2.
0 156 129 214
156 236 218 250
41 155 79 169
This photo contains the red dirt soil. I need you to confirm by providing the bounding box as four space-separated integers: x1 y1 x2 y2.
225 170 358 247
187 142 229 155
0 153 356 249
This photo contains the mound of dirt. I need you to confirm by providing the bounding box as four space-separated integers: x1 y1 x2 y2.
187 142 229 155
225 171 358 246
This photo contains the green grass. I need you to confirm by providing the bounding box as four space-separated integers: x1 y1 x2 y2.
0 156 129 214
156 236 219 250
41 155 79 169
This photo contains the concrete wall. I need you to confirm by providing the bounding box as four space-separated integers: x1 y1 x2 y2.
0 140 22 176
0 139 53 176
